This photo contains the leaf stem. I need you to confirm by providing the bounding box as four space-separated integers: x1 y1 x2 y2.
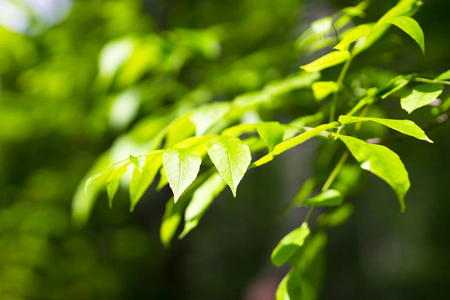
414 77 450 86
304 150 349 225
330 56 353 122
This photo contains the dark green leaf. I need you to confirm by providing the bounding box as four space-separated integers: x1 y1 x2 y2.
317 203 354 229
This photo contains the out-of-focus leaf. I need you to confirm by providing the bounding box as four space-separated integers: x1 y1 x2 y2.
275 268 303 300
386 16 425 54
337 134 410 211
163 149 202 202
129 154 143 172
190 102 232 136
317 203 354 229
311 81 339 101
301 51 350 73
165 114 196 148
436 69 450 80
221 123 256 137
294 178 316 206
401 83 443 113
256 122 285 152
339 115 433 142
304 189 343 207
271 223 310 267
334 24 372 51
253 123 338 167
379 74 412 99
129 151 163 211
179 172 226 238
207 136 251 197
106 162 130 208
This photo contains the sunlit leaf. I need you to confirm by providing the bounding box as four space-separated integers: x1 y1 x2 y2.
304 189 343 207
436 69 450 80
311 81 339 101
334 24 372 51
190 102 232 136
271 223 310 268
256 122 286 152
337 134 410 211
129 154 143 172
207 136 251 197
253 123 338 167
221 123 256 137
386 16 425 54
301 51 350 73
275 268 303 300
379 74 413 99
179 172 226 238
129 152 163 211
400 83 443 113
106 162 130 208
339 115 433 142
165 114 196 148
163 149 202 202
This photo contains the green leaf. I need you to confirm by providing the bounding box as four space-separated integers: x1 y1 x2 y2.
317 203 354 229
221 123 256 137
293 178 316 206
129 152 163 211
190 102 232 136
207 136 251 197
334 24 373 51
129 154 143 172
337 134 410 211
165 114 196 148
401 83 443 113
256 122 286 152
271 223 310 268
436 69 450 80
163 149 202 202
300 51 350 73
253 123 338 167
304 189 343 207
276 268 303 300
106 162 130 208
386 16 425 54
338 115 433 143
379 74 412 99
179 172 226 238
311 81 339 101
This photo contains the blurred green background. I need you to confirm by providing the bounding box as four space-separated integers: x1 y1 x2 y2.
0 0 449 299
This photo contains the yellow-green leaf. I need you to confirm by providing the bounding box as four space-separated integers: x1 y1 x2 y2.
207 136 251 197
334 24 373 51
339 115 433 143
271 223 310 267
386 16 425 54
401 83 443 113
337 134 410 212
300 51 350 73
312 81 339 101
304 189 343 207
163 149 202 202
